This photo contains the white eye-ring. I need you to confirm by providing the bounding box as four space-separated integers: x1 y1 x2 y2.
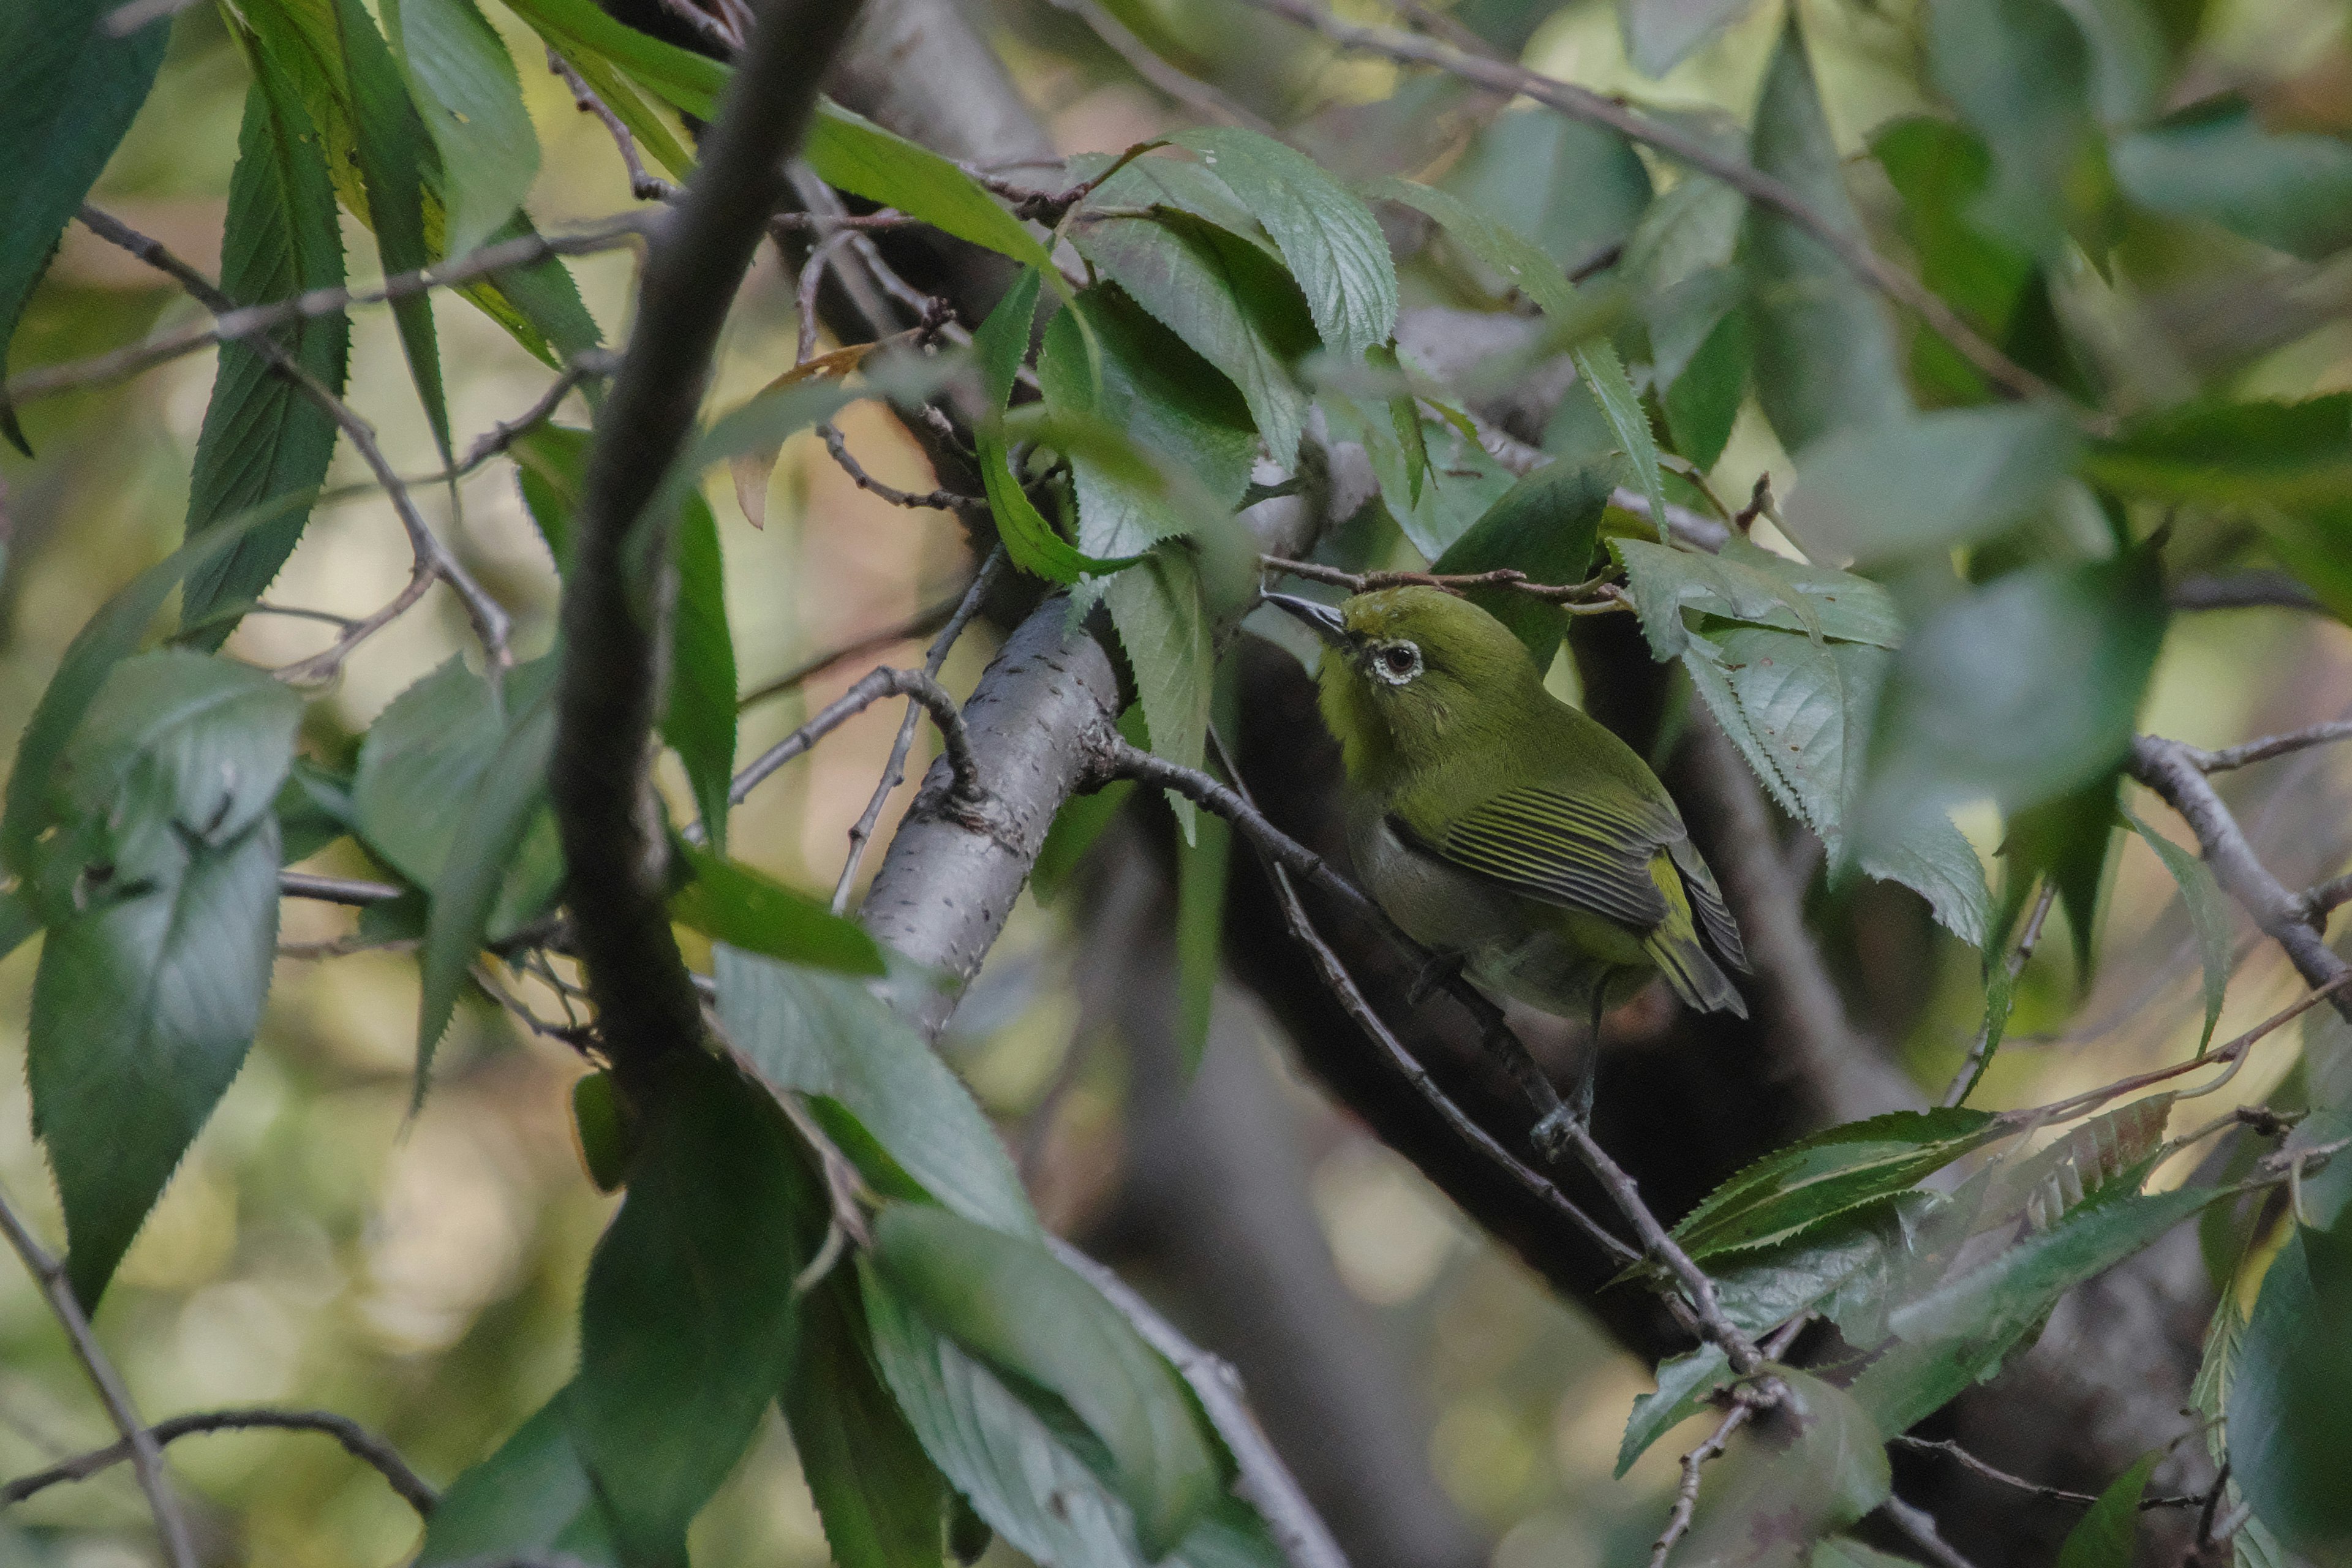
1370 639 1423 685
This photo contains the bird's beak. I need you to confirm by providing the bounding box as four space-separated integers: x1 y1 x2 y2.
1263 592 1349 649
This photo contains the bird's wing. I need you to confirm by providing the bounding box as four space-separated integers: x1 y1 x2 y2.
1667 836 1749 973
1404 784 1676 929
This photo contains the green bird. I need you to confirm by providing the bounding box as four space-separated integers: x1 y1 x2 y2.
1268 586 1748 1123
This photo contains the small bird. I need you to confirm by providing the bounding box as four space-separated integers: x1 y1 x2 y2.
1268 586 1748 1129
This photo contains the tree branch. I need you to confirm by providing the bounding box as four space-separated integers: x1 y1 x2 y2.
1040 0 1280 135
0 1186 197 1568
2167 571 2324 614
548 0 867 1080
720 664 980 818
1887 1436 2201 1510
2 1406 437 1516
548 47 680 203
1237 0 2064 409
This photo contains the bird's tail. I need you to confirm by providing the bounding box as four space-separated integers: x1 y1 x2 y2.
1645 852 1749 1018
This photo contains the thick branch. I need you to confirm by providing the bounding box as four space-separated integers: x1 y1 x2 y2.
2 1406 437 1516
549 0 867 1079
2128 736 2352 1024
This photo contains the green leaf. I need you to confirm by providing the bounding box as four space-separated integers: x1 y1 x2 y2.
785 1271 952 1568
1681 1368 1890 1566
1855 807 1994 949
2122 809 2233 1050
331 0 453 462
1670 1109 2005 1261
1431 459 1610 667
415 1389 622 1566
1621 1348 1740 1477
497 0 726 118
1 491 320 876
2000 771 2122 984
1171 128 1397 364
1684 627 1882 850
1441 108 1653 271
1366 176 1585 323
1036 285 1258 557
1070 211 1316 468
458 209 607 372
870 1204 1223 1559
27 652 300 1307
385 0 539 258
1107 549 1212 841
1782 404 2081 565
809 103 1060 279
2114 96 2352 262
1928 0 2104 260
1871 117 2037 350
1575 339 1672 543
1612 535 1902 658
714 944 1038 1238
568 1047 815 1566
2084 394 2352 510
545 36 693 182
571 1069 630 1193
0 0 168 450
1620 0 1765 77
415 661 561 1084
1744 18 1910 452
178 81 352 646
1664 304 1752 471
2230 1221 2352 1559
670 845 884 976
514 424 740 842
1859 551 2166 840
2056 1452 2160 1568
1852 1183 2225 1433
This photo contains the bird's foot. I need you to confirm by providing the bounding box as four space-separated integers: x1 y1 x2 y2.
1530 1103 1584 1163
1408 951 1465 1007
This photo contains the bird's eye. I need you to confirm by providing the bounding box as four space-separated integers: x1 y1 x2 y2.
1373 641 1422 685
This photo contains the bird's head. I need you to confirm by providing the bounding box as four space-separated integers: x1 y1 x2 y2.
1266 585 1544 786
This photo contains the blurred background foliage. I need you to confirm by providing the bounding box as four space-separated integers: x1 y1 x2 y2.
1 0 2349 1562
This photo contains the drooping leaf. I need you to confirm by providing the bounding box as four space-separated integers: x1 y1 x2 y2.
1782 404 2080 565
785 1270 952 1568
514 423 739 844
1441 108 1653 273
2055 1452 2160 1568
330 0 453 462
1664 304 1752 470
1613 535 1902 658
670 845 884 976
1669 1109 2005 1261
0 0 168 450
1744 19 1910 452
1036 285 1259 557
1852 1183 2225 1433
1928 0 2105 260
1855 807 1994 948
1858 551 2166 846
1680 1368 1890 1568
1977 1095 2176 1234
384 0 538 257
1999 768 2122 984
414 661 561 1083
27 652 300 1306
415 1389 622 1566
1172 127 1397 364
1069 210 1317 468
2122 809 2234 1050
714 944 1037 1238
2230 1221 2352 1559
1575 338 1673 543
178 80 352 644
1619 0 1765 77
1107 549 1212 840
2114 96 2352 262
1432 459 1611 666
869 1204 1223 1559
807 103 1061 279
568 1047 816 1566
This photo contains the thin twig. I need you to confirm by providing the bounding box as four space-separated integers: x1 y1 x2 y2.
548 49 680 202
1238 0 2064 410
9 213 655 407
1050 1237 1352 1568
1042 0 1280 134
279 871 407 906
446 353 617 478
832 548 1007 913
75 206 514 674
1942 879 2057 1107
2130 735 2352 1024
737 589 972 710
796 231 859 365
820 423 988 512
1888 1436 2203 1510
2174 720 2352 774
2 1406 439 1515
718 665 981 820
2297 871 2352 926
2168 571 2324 614
1878 1495 1980 1568
766 209 930 233
1646 1310 1811 1567
0 1188 197 1568
1261 555 1626 610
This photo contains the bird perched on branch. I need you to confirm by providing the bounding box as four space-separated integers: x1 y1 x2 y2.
1268 585 1747 1133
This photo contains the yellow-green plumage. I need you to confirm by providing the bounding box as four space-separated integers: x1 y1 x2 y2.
1284 586 1747 1023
